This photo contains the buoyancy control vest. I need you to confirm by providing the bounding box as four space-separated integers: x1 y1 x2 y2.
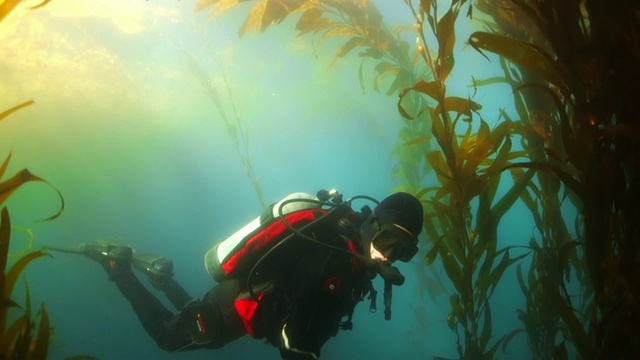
205 192 342 283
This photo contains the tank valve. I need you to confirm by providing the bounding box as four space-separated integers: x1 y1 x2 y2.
317 189 342 203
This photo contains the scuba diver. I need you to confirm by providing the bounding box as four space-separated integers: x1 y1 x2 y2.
56 190 424 359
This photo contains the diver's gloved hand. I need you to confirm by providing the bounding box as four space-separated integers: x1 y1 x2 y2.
78 242 134 280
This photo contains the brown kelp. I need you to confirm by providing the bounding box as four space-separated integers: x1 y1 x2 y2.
469 0 640 358
0 208 50 359
1 3 62 359
471 2 588 357
0 103 64 358
475 55 580 358
397 1 535 358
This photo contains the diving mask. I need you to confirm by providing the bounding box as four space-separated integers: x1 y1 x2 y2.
370 221 419 263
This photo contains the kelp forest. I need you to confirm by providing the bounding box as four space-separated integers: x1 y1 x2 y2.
0 0 638 359
194 0 639 359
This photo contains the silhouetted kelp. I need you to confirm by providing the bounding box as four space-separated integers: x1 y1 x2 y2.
0 2 65 359
470 0 640 358
196 0 640 359
0 104 64 358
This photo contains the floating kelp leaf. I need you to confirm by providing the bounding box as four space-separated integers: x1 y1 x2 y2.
438 232 465 269
0 153 12 195
444 96 482 117
503 162 585 205
0 0 21 22
296 7 330 36
484 136 512 176
435 96 482 130
6 251 50 302
413 80 443 101
372 61 399 92
448 294 462 330
511 169 543 232
27 304 50 360
0 101 35 123
397 80 444 120
359 47 384 59
426 151 452 181
358 62 366 92
492 168 535 222
0 314 29 352
487 119 513 150
485 330 511 360
462 120 493 177
419 0 431 17
540 274 591 356
468 32 571 99
489 250 529 297
403 136 431 146
320 24 358 41
328 36 366 69
8 227 34 259
455 118 474 157
501 328 525 354
0 208 10 273
479 301 493 351
238 0 267 36
397 92 417 120
385 68 411 96
435 8 457 81
29 0 53 10
425 235 445 265
422 213 442 247
515 263 532 302
0 169 41 206
0 298 19 311
0 167 65 222
261 0 306 33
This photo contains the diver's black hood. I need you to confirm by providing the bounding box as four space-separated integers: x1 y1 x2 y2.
374 192 423 237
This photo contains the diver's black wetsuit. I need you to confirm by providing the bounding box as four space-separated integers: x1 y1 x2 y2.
109 215 374 359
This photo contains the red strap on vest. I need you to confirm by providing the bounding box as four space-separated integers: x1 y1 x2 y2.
234 291 264 338
347 239 361 268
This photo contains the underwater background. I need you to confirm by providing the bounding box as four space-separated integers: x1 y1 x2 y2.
2 0 616 359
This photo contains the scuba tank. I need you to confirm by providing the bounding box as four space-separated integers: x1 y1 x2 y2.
204 192 336 283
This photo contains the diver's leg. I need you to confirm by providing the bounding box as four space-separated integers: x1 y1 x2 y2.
79 243 180 349
80 244 246 351
154 279 248 351
110 269 177 347
159 279 192 310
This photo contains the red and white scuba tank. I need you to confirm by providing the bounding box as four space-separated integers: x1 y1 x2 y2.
204 192 328 283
